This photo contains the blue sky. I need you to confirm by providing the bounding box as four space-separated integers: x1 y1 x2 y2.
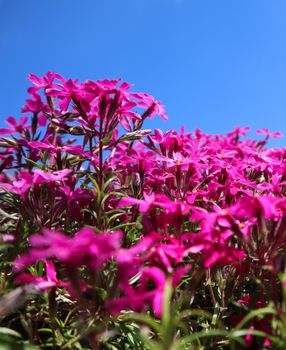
1 0 286 146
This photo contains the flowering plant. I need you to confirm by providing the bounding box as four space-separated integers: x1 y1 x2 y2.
1 72 286 349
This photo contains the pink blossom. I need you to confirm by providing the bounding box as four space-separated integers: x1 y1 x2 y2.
256 128 283 138
0 116 29 135
15 260 69 291
119 192 177 213
14 228 122 271
107 266 187 317
28 71 64 91
1 171 33 197
33 169 72 185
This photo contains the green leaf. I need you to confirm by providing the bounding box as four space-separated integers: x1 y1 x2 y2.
120 313 162 335
234 306 276 331
177 309 213 322
101 130 115 145
102 176 116 192
23 157 45 170
176 329 229 350
162 279 173 330
38 328 53 334
0 328 22 338
230 329 282 345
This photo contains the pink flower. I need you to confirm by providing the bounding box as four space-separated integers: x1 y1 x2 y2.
29 141 88 157
107 266 186 317
230 195 284 221
59 185 92 221
129 92 168 121
46 78 83 111
1 169 72 198
158 152 194 169
0 116 29 135
119 192 176 213
22 90 47 114
33 169 72 185
28 71 64 91
146 237 186 272
256 128 283 138
14 228 122 271
15 260 69 292
1 171 33 197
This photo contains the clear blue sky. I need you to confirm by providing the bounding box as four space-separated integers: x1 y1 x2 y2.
1 0 286 146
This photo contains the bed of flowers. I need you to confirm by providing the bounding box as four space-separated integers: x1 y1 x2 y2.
1 72 286 349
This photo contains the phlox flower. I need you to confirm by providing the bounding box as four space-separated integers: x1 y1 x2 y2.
230 195 285 221
119 192 175 213
27 71 64 91
1 171 33 197
28 140 89 157
0 116 30 135
14 228 122 271
256 128 283 139
107 266 188 317
32 169 72 185
15 260 69 292
22 89 49 115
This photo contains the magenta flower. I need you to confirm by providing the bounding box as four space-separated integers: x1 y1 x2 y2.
29 141 88 157
230 195 284 221
158 152 195 169
129 92 168 121
15 260 69 292
119 192 177 213
22 90 47 114
46 78 83 111
107 267 165 317
203 243 245 268
182 230 245 268
1 171 33 197
1 169 72 199
14 228 122 271
227 126 251 138
28 71 64 91
116 234 159 290
146 237 186 272
59 185 92 221
256 128 283 138
84 78 123 96
108 265 189 317
257 174 286 195
33 169 72 185
0 116 29 135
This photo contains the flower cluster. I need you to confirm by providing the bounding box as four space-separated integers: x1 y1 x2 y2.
1 72 286 349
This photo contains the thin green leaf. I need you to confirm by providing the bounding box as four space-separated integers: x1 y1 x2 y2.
234 306 276 331
120 313 162 335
